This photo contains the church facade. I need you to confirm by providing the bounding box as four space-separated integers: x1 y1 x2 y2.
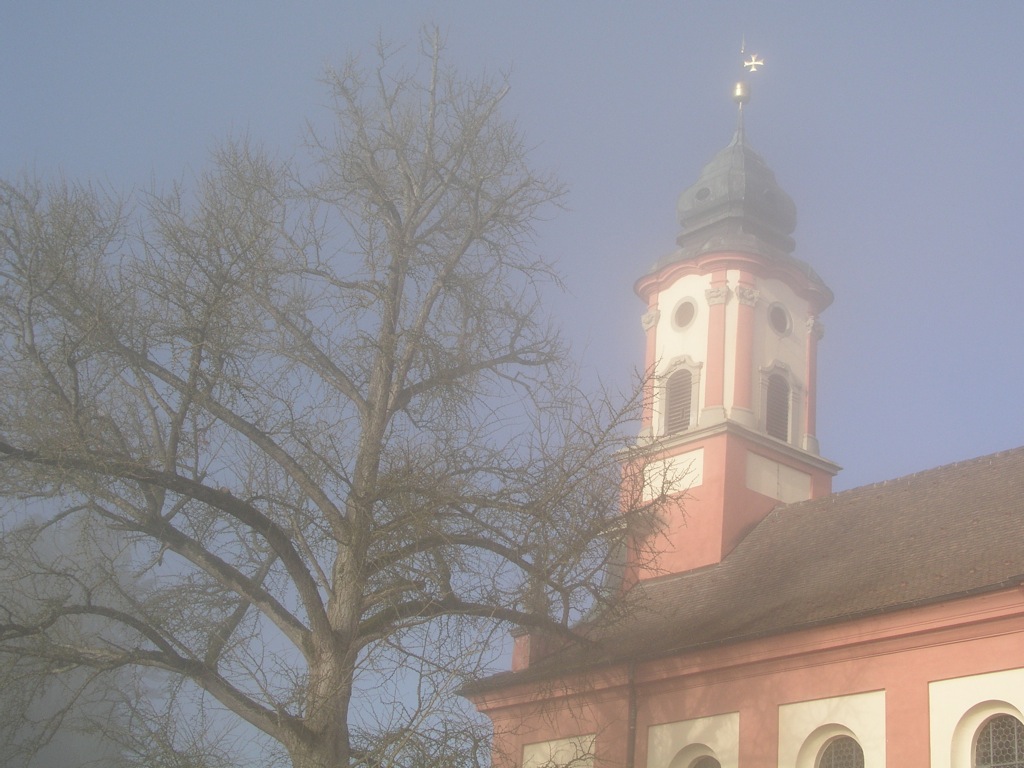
465 76 1024 768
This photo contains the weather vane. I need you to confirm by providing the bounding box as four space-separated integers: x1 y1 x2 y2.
744 53 764 73
734 37 762 108
739 36 763 70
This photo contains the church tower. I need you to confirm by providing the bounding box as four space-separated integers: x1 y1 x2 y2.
625 62 840 581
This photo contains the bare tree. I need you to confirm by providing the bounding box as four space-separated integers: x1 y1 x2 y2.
0 34 661 768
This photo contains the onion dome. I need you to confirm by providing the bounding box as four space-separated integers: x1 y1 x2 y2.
676 121 797 256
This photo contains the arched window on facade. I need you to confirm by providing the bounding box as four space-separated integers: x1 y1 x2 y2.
817 736 864 768
976 714 1024 768
665 368 693 434
765 372 790 441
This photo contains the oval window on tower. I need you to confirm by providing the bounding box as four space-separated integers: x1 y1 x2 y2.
769 303 791 336
674 299 697 329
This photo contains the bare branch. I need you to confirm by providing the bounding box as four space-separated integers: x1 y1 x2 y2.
0 31 657 768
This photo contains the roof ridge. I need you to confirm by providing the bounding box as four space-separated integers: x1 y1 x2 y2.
780 444 1024 511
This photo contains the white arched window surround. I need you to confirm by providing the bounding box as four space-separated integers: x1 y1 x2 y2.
667 743 721 768
949 700 1024 768
660 356 703 437
759 361 802 445
781 691 884 768
795 725 863 768
929 668 1024 768
647 711 738 768
522 734 595 768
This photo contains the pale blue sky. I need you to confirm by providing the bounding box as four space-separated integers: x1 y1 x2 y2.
3 1 1022 490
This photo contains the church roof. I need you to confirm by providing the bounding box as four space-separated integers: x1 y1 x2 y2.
472 445 1024 692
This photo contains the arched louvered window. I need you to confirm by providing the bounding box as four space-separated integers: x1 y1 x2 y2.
817 736 864 768
976 714 1024 768
665 369 693 434
765 373 790 441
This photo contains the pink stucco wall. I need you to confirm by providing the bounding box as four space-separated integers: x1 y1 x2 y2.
471 588 1024 768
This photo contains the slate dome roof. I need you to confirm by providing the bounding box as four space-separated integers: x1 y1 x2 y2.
676 123 797 256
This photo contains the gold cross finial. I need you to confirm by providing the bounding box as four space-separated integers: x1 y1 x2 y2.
744 54 764 73
733 39 761 115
